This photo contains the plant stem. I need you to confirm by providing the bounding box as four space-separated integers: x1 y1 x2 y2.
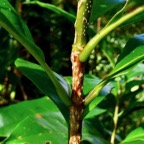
69 0 93 143
110 99 119 144
79 5 144 62
69 51 84 144
110 79 121 144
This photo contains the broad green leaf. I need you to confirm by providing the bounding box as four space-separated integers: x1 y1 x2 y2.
0 97 58 137
0 0 71 107
90 0 125 22
84 82 112 117
120 127 144 144
3 112 67 144
84 107 106 119
83 75 101 95
108 34 144 78
15 58 70 122
80 33 144 112
0 0 45 61
23 1 75 23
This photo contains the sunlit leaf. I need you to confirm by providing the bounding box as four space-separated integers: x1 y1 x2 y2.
84 107 106 119
3 112 67 144
126 63 144 80
120 127 144 144
108 34 144 78
0 97 58 137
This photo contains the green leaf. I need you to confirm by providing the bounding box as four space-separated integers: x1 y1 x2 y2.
15 58 70 122
108 34 144 78
3 112 67 144
105 0 144 28
84 81 112 117
120 127 144 144
83 75 101 95
0 0 45 61
90 0 125 22
84 107 106 120
0 0 71 107
23 1 75 23
0 97 58 137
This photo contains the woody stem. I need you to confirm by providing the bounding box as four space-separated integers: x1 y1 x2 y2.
69 0 93 143
69 51 84 144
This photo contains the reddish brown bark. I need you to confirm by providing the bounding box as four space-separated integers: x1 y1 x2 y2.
69 51 84 144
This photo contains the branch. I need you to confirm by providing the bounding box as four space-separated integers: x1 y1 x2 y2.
79 5 144 62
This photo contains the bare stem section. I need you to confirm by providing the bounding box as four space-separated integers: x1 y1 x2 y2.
110 101 119 144
69 51 84 144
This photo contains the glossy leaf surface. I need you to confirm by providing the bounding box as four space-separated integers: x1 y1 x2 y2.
0 97 58 137
3 113 68 144
120 127 144 144
15 58 70 122
84 82 112 117
108 34 144 78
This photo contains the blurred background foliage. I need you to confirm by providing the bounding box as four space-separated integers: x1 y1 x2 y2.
0 0 144 142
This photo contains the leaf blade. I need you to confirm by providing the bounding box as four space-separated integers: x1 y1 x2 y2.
120 127 144 144
90 0 125 22
15 58 70 122
108 34 144 78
